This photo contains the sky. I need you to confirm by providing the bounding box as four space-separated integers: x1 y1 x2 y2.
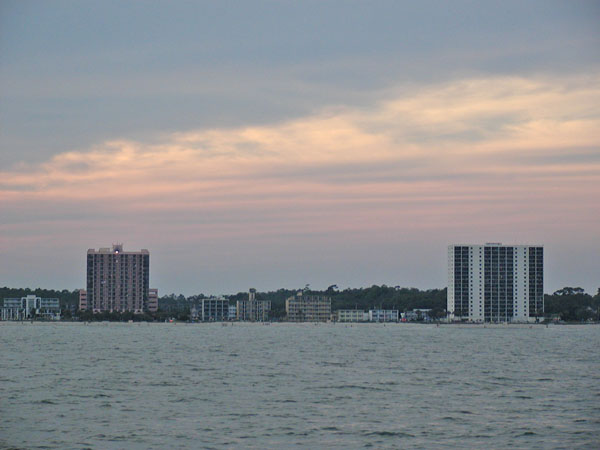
1 0 599 296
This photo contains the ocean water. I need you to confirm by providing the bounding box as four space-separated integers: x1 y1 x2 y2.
1 322 599 449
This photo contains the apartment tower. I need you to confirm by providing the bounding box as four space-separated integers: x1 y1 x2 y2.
447 243 543 322
86 244 150 313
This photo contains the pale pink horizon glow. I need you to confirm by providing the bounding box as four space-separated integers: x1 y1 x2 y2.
1 75 599 294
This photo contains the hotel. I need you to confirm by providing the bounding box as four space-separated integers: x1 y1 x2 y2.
447 243 544 322
86 244 150 313
286 291 331 322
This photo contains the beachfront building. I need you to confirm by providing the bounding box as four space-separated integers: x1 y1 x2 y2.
78 289 87 310
1 295 61 320
403 309 432 322
237 288 271 321
147 288 159 313
286 291 331 322
86 244 150 313
228 304 237 320
337 309 369 322
201 298 228 321
447 243 544 323
369 309 399 322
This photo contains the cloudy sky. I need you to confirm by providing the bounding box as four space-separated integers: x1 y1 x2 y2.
1 1 599 296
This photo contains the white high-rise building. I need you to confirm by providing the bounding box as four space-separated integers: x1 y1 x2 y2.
447 243 544 323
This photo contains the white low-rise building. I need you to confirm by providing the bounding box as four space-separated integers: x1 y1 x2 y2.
1 295 61 320
337 309 369 322
369 309 398 322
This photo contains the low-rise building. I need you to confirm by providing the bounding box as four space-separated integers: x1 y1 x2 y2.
237 288 271 321
78 289 87 310
228 304 237 321
337 309 369 322
286 291 331 322
201 298 228 321
2 295 61 321
403 309 432 321
369 309 399 322
147 288 159 313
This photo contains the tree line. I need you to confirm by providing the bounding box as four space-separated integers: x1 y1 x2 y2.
1 285 599 322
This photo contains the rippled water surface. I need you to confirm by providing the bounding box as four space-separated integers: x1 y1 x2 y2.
1 322 599 449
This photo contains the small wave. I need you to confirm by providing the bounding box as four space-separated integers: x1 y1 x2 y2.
519 431 537 436
327 384 386 391
317 361 348 367
364 431 414 438
228 412 258 418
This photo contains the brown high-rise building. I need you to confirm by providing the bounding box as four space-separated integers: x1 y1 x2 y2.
86 244 150 313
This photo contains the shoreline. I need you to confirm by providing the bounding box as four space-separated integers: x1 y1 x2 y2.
1 320 598 327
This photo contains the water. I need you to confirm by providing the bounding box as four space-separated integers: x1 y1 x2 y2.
1 322 599 449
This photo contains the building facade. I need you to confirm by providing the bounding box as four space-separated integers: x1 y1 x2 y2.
448 243 544 322
201 298 228 321
78 289 87 310
2 295 61 321
286 292 331 322
86 244 150 313
147 288 158 313
228 304 238 320
369 309 399 322
337 309 369 322
403 309 432 322
237 288 271 321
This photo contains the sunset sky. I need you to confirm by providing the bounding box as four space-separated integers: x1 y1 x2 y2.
1 1 599 296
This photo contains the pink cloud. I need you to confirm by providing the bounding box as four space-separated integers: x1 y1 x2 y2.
1 74 599 293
